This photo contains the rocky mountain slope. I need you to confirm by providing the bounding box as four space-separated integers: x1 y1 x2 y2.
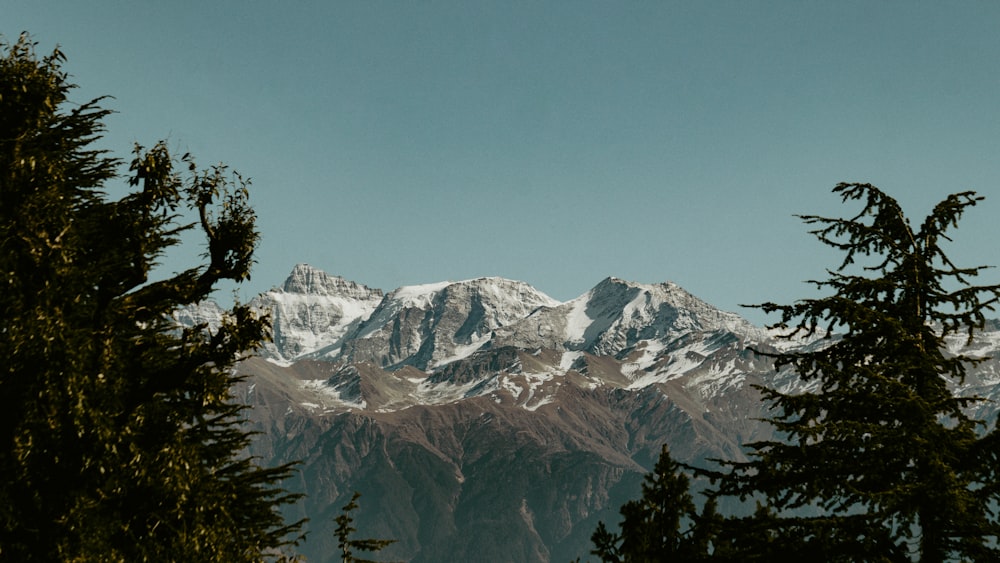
253 264 385 363
195 264 1000 562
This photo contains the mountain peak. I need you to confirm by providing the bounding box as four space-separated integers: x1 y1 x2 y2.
251 268 770 369
253 265 385 362
594 275 681 293
281 264 383 299
386 277 560 310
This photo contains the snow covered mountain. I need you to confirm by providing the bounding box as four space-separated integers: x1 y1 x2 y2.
223 266 777 413
250 264 384 363
491 276 766 355
329 276 561 369
188 265 1000 562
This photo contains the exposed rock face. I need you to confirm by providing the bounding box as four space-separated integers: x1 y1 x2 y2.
331 277 560 370
250 264 384 363
490 276 767 356
186 265 1000 562
239 356 762 563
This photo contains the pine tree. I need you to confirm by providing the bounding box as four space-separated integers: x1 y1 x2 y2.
710 184 1000 561
334 492 396 563
590 446 718 562
0 34 302 561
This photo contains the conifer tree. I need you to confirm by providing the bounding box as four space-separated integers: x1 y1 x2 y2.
0 34 302 561
590 446 718 562
334 492 396 563
710 184 1000 561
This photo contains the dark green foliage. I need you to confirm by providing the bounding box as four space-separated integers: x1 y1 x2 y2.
599 184 1000 561
710 184 1000 561
334 492 396 563
589 446 718 562
0 34 302 561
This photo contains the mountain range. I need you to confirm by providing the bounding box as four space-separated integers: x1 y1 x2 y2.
190 264 1000 562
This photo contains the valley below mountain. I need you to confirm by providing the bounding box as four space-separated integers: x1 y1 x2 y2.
195 264 1000 562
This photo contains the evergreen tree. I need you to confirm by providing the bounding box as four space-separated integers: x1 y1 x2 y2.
710 184 1000 561
334 492 396 563
590 446 718 562
0 34 302 561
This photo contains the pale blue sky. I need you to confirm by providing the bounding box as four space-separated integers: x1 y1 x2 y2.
6 2 1000 324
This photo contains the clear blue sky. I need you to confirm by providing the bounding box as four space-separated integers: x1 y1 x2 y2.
6 2 1000 325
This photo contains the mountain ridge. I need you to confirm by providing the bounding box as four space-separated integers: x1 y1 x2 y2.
241 264 767 371
191 264 1000 562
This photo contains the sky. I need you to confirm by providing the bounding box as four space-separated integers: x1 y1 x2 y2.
6 2 1000 325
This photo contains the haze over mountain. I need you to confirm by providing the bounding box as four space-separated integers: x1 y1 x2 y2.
188 264 1000 562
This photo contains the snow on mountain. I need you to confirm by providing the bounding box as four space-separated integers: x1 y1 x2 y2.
162 266 776 414
331 276 561 369
176 266 808 416
233 269 786 415
494 276 766 355
252 264 384 364
189 266 1000 419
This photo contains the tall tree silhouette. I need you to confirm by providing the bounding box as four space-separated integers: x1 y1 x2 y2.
0 34 302 561
712 184 1000 561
